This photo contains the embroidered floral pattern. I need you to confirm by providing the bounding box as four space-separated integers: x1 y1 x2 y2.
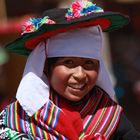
0 128 9 139
0 127 32 140
25 113 32 135
0 110 6 126
0 108 37 140
22 16 56 34
65 0 104 20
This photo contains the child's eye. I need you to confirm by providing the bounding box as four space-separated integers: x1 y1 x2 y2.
85 60 95 65
64 60 73 64
84 60 99 70
63 60 75 68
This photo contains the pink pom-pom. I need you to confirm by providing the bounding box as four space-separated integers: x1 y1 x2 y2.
22 21 34 34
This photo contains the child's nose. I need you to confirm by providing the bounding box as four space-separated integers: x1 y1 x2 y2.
72 66 87 82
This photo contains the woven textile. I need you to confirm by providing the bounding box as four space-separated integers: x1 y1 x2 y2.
0 87 122 140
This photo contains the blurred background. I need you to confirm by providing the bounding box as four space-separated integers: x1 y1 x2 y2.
0 0 140 131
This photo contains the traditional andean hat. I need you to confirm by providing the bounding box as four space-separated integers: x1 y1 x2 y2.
5 0 129 55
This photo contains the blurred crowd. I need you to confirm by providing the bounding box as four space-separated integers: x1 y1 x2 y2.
0 0 140 130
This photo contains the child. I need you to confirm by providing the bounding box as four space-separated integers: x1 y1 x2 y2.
0 0 140 139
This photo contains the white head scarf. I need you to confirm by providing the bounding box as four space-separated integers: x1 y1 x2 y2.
16 26 116 116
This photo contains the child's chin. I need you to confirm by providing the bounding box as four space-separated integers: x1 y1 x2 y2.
66 95 84 102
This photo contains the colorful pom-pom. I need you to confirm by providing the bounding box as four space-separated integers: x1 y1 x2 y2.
22 16 56 34
65 0 104 20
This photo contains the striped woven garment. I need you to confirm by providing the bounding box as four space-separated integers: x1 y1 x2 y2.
0 87 122 140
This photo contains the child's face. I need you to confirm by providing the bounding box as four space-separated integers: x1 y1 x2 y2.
47 57 99 101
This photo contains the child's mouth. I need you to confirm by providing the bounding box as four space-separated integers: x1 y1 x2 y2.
68 83 86 90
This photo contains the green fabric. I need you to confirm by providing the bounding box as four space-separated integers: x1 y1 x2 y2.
0 48 8 64
0 127 34 140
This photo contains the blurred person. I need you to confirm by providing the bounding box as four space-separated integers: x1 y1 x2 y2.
133 81 140 103
0 46 9 111
58 0 73 8
0 0 140 140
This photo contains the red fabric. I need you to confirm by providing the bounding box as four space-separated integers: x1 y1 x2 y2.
60 99 83 135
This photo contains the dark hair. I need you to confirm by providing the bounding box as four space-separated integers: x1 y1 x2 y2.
46 57 60 75
47 57 58 66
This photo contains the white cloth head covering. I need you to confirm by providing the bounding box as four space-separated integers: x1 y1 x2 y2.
16 26 116 116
